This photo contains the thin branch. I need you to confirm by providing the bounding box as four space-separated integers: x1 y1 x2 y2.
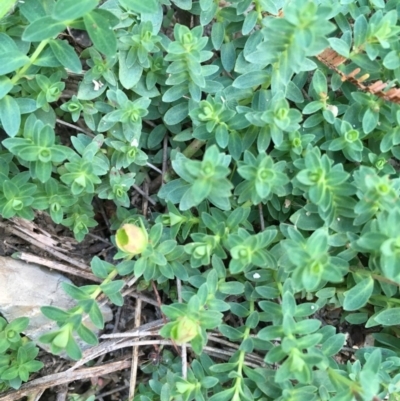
121 289 159 307
146 162 163 175
0 221 89 271
0 360 131 401
142 178 150 217
71 320 165 370
132 184 157 206
151 281 181 356
162 135 169 178
13 251 101 283
258 203 265 231
100 329 160 339
75 340 175 370
128 299 142 400
56 119 94 136
176 278 187 379
95 384 130 400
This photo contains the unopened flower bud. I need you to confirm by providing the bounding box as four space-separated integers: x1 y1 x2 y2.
116 223 148 256
171 316 199 345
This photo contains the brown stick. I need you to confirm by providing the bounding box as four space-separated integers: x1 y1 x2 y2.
0 360 131 401
128 299 142 400
13 252 101 283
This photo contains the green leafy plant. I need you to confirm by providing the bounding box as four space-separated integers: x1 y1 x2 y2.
0 317 43 391
3 0 400 400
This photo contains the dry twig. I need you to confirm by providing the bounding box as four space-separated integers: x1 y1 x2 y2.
0 360 131 401
13 251 101 283
128 299 142 400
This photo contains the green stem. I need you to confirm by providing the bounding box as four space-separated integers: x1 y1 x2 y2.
233 301 254 399
327 367 362 395
371 294 400 305
11 39 50 84
182 138 205 159
273 271 284 295
68 268 119 319
91 269 119 299
350 266 400 287
254 0 263 23
163 139 205 183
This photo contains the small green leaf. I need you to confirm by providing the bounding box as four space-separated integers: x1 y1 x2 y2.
52 0 98 21
343 276 374 311
49 39 82 73
53 329 69 348
242 10 257 35
115 260 134 276
119 0 159 14
62 282 89 301
7 317 29 333
321 333 346 356
76 324 98 345
218 281 244 295
88 302 104 329
233 71 270 89
303 100 324 114
362 109 379 134
221 42 235 72
22 16 67 41
0 76 13 99
328 37 349 58
0 0 18 20
0 51 29 75
353 15 368 48
374 308 400 326
211 22 224 50
101 280 124 295
312 69 327 94
91 256 112 278
0 95 21 137
41 306 70 322
164 102 188 125
66 336 82 360
208 388 235 401
209 362 238 373
83 10 117 58
383 50 400 70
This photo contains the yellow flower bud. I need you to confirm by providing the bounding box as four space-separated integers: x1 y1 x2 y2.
116 223 148 256
171 316 199 345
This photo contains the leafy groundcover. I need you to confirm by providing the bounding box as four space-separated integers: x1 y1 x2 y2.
1 0 400 400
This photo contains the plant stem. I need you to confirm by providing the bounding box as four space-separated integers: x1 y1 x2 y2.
163 138 205 183
182 138 205 159
233 301 254 399
350 266 400 287
12 39 50 84
327 367 362 395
